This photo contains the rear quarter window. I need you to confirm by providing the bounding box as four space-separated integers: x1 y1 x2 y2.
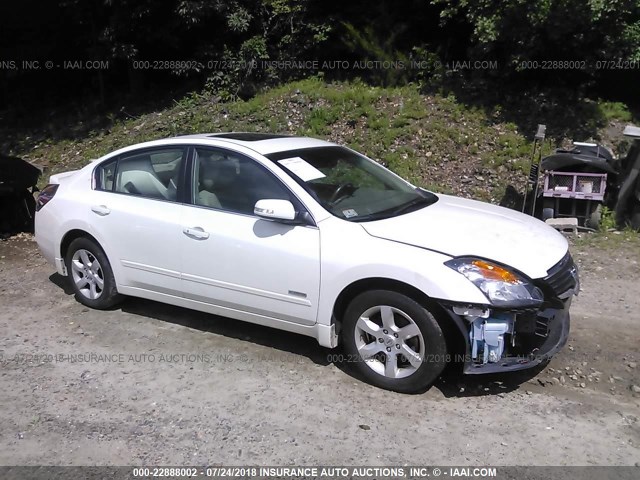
95 159 116 191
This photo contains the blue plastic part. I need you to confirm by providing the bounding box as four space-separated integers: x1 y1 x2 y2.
469 313 515 364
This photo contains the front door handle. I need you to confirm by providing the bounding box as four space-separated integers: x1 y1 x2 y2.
91 205 111 216
183 226 210 240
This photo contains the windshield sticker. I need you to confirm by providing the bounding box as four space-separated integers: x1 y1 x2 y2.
278 157 326 182
342 209 358 218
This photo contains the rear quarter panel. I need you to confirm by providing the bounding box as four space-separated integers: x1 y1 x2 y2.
36 164 127 284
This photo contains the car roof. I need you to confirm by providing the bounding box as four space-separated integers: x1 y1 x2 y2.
172 133 335 155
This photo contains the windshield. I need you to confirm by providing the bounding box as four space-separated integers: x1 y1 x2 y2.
266 146 437 221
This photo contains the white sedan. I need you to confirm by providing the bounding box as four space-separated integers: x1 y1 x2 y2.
35 133 578 392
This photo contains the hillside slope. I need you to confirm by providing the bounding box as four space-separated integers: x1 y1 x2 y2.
8 79 635 203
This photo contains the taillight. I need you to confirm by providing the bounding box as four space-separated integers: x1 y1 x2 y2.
36 184 59 211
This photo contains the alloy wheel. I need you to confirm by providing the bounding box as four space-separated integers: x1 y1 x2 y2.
70 249 105 300
354 305 425 379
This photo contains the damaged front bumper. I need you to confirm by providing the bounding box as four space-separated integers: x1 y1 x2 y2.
441 300 571 374
441 252 577 374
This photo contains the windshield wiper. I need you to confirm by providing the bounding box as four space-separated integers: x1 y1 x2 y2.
391 195 434 216
348 193 436 222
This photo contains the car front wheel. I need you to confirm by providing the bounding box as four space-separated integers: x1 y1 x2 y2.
342 290 448 393
65 237 122 309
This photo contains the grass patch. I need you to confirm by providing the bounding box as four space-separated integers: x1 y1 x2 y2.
11 78 636 205
570 229 640 251
598 101 634 123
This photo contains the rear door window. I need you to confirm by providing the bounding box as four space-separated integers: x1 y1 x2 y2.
95 147 186 201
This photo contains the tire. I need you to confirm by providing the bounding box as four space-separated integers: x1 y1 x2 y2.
65 237 122 309
342 290 448 393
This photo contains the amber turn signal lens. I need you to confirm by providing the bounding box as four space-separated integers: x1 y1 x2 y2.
471 260 520 284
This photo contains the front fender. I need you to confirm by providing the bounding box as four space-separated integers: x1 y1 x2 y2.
316 218 489 326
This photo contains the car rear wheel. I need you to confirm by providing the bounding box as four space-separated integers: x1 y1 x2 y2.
65 237 121 309
342 290 448 393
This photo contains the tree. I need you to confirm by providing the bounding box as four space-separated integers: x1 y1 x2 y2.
432 0 640 67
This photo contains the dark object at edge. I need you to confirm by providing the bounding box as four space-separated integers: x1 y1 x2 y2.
540 145 617 175
0 154 42 236
614 133 640 229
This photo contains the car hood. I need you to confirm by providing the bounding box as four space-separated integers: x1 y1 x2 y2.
360 194 568 279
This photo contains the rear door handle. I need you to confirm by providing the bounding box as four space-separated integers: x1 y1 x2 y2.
91 205 111 216
182 226 210 240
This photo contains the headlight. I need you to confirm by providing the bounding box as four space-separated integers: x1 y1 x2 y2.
445 257 543 307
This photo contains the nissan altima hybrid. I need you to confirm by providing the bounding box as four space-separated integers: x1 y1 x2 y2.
35 133 579 392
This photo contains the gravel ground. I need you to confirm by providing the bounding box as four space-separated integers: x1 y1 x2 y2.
0 233 639 466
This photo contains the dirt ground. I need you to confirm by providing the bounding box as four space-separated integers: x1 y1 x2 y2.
0 233 639 467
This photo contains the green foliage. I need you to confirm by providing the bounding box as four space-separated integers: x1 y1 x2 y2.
10 76 636 218
305 107 341 135
226 4 253 32
600 206 618 231
48 1 331 102
598 101 634 122
432 0 640 69
341 23 409 86
4 0 640 125
201 0 330 100
481 127 532 173
409 46 446 90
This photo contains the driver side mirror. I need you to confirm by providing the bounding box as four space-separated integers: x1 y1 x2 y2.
254 199 296 222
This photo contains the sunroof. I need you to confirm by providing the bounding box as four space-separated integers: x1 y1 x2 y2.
211 133 290 142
